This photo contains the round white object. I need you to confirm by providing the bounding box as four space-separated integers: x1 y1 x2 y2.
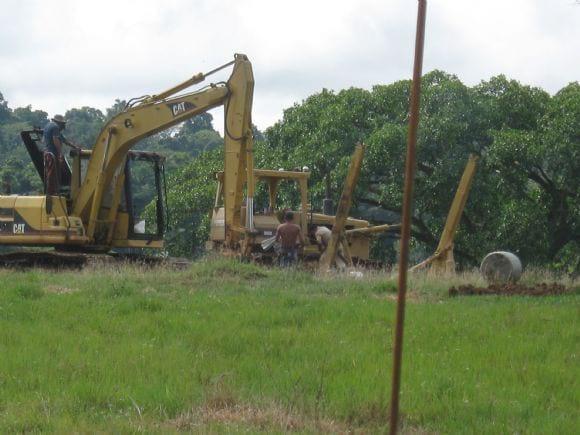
349 271 364 279
480 251 522 283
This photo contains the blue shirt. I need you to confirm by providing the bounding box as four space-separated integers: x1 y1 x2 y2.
43 121 65 156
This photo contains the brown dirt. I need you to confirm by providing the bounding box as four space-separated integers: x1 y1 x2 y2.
166 402 347 433
449 282 574 297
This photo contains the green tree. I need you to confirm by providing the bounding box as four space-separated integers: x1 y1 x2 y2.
160 149 223 257
64 106 106 147
105 99 127 120
485 81 579 264
13 106 48 127
185 113 214 134
0 92 11 123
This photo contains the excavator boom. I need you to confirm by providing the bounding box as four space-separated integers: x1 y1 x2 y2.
0 54 255 254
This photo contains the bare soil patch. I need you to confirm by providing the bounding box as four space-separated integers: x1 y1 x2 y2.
449 282 574 297
167 402 346 433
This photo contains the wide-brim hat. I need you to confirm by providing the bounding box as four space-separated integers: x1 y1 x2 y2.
52 114 66 124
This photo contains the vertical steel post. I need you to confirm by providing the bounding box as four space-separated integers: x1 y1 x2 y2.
389 1 427 434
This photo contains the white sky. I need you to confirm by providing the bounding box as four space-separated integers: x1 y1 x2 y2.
1 0 579 133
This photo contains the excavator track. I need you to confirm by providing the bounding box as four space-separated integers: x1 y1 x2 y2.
0 251 88 269
0 250 191 270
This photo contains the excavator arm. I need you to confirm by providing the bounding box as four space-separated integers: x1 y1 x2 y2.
72 54 255 246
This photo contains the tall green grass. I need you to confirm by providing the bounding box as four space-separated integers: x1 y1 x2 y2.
0 259 577 433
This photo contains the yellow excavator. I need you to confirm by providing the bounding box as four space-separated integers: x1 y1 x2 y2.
0 54 256 265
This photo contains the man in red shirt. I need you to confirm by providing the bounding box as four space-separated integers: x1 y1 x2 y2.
275 211 304 267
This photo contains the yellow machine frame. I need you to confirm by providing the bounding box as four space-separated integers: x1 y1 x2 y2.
209 168 373 262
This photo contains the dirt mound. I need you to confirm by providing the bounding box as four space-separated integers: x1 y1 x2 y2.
449 282 574 297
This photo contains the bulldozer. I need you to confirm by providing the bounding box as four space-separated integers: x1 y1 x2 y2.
208 167 376 265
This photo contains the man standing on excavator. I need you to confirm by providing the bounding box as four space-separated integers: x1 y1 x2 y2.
43 114 68 195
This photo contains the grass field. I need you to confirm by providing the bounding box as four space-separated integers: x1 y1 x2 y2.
0 259 578 433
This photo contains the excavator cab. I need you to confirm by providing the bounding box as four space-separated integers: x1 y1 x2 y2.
5 129 167 249
68 147 167 246
121 151 167 241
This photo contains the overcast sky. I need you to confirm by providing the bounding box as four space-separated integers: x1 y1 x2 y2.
1 0 579 133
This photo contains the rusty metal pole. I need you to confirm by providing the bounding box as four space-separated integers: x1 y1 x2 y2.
389 1 427 434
